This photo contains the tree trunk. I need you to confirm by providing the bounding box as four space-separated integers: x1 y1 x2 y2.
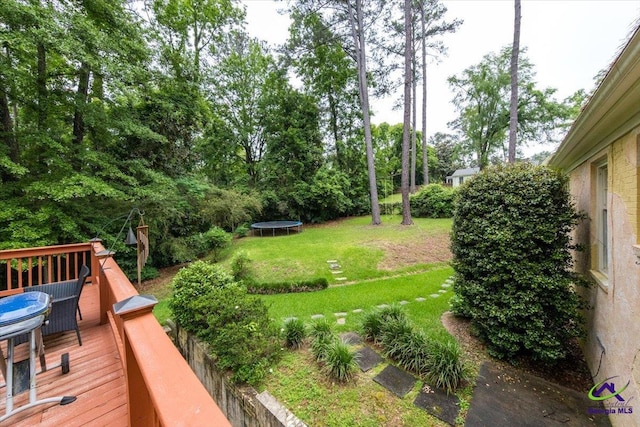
508 0 521 163
421 4 429 185
36 42 47 132
410 52 417 194
72 63 90 145
328 91 342 168
348 0 381 225
400 0 413 225
0 82 17 168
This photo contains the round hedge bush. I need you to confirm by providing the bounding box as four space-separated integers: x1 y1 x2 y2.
169 260 280 385
410 184 455 218
450 163 587 364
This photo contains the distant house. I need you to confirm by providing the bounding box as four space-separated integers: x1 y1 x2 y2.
547 24 640 427
446 167 480 187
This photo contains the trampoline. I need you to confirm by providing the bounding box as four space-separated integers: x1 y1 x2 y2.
251 220 303 236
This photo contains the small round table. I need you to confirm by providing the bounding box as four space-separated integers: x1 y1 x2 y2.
0 292 75 421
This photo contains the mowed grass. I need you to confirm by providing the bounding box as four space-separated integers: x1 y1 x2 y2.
261 266 454 339
227 216 452 284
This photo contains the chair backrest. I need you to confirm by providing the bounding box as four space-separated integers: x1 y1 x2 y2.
75 265 90 298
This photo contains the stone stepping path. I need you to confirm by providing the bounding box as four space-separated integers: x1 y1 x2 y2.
373 364 416 398
355 343 459 425
355 346 383 372
291 276 456 326
414 384 460 426
327 259 347 282
340 332 362 345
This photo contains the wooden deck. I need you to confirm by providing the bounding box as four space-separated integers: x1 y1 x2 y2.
0 283 128 426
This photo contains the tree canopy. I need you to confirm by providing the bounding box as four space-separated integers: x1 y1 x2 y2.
448 47 584 169
0 0 587 276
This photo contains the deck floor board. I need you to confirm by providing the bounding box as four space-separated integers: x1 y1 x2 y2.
0 284 128 426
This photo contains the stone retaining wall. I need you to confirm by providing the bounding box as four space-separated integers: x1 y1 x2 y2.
166 321 306 427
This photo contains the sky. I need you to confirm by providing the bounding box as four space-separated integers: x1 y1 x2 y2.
242 0 640 156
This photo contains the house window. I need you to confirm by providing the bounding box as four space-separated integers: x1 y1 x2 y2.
596 163 608 275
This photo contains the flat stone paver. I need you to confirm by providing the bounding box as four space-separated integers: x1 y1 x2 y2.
465 362 611 427
416 297 426 302
430 294 441 298
310 314 324 320
439 289 448 293
326 260 338 263
336 318 346 325
352 309 363 313
335 277 347 281
373 364 416 398
399 300 409 305
376 304 390 309
334 312 348 317
355 346 383 372
340 332 362 345
414 383 460 426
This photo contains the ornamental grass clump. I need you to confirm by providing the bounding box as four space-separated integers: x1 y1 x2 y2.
360 305 468 393
309 318 336 362
450 163 588 364
361 304 406 343
323 339 359 382
424 340 468 394
283 318 306 349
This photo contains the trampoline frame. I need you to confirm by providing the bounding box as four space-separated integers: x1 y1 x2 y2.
250 221 303 237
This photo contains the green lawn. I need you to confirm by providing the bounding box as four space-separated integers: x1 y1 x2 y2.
261 266 454 339
225 216 452 284
152 214 468 426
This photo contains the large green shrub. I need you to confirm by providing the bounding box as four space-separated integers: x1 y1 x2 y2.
169 261 280 385
451 163 587 363
203 226 232 261
410 184 455 218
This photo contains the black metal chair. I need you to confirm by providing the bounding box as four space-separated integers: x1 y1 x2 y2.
23 264 90 346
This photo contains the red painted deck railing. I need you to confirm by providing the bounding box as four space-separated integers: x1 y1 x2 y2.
0 242 230 427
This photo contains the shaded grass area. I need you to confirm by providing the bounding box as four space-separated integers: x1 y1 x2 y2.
227 216 452 284
258 265 471 426
262 350 451 427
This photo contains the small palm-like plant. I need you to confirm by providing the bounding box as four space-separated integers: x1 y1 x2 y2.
324 339 359 382
310 318 335 362
380 316 414 360
424 340 468 394
361 304 407 343
283 318 306 349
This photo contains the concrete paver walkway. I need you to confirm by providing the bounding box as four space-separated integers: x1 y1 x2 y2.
465 362 611 427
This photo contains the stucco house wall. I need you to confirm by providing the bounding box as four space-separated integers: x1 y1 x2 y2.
548 24 640 427
564 132 640 427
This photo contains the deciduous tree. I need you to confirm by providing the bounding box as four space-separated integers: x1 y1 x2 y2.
448 47 581 169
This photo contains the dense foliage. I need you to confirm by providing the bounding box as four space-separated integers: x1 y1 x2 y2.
450 164 587 363
169 261 281 385
410 184 455 218
246 277 329 295
0 0 584 278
